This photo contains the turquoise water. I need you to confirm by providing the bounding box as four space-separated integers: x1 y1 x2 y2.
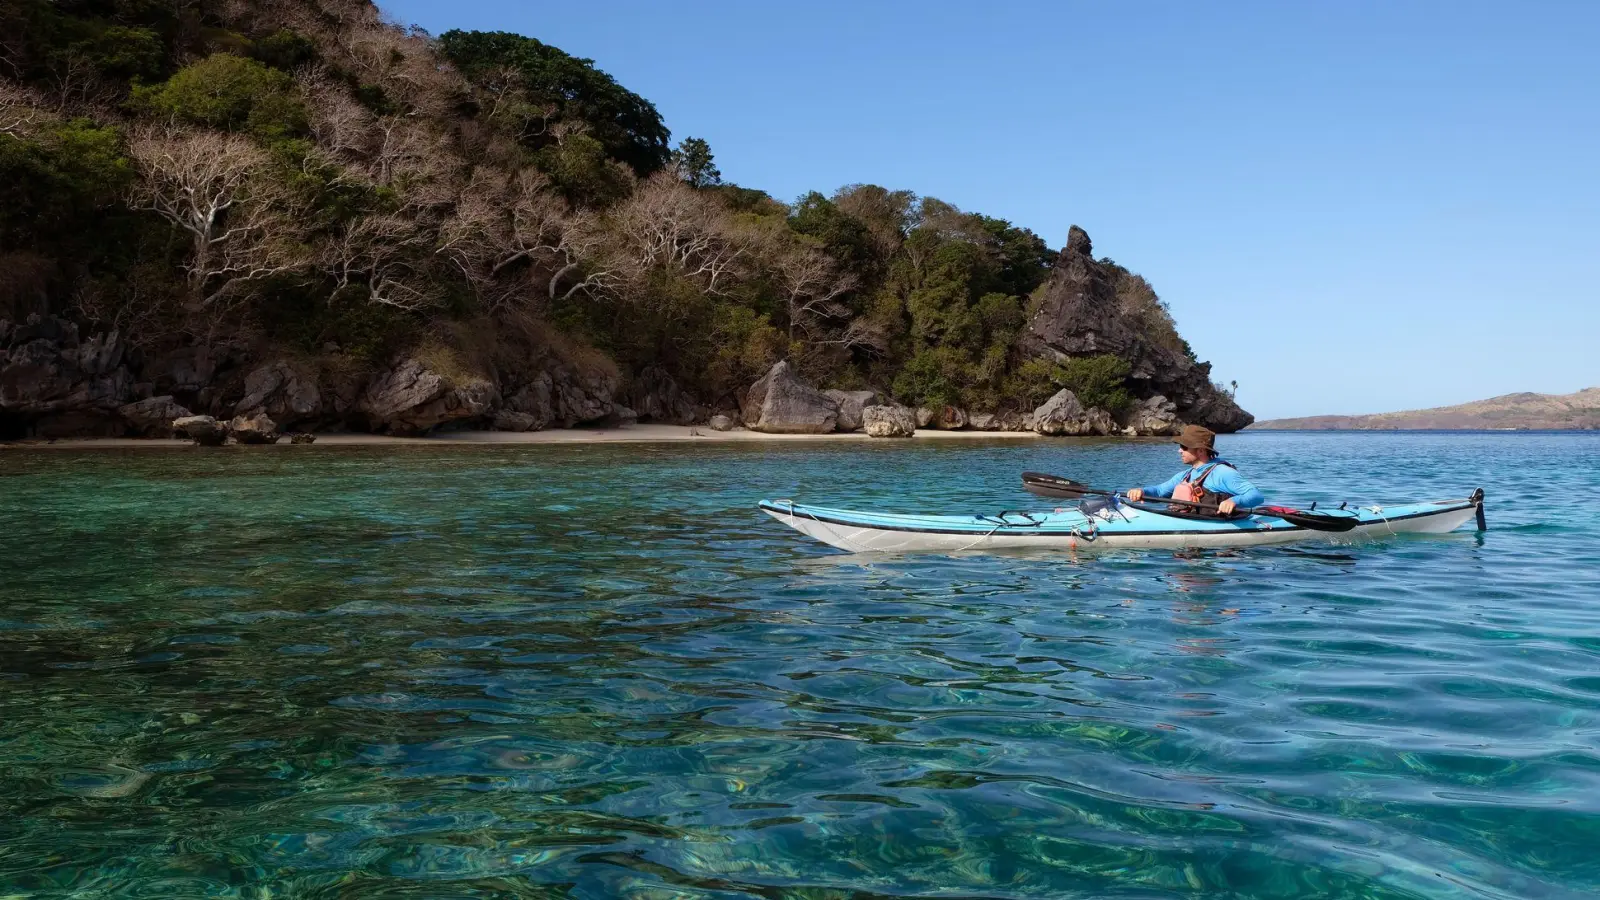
2 432 1598 899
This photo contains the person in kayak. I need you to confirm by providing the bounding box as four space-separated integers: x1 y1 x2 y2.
1125 425 1264 515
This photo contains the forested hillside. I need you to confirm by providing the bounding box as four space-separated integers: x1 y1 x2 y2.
0 0 1247 437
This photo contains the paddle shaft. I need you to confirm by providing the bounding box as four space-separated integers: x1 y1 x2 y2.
1020 472 1359 530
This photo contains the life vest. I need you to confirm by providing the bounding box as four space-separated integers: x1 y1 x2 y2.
1172 461 1236 511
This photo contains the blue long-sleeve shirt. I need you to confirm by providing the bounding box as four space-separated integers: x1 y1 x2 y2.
1141 459 1265 508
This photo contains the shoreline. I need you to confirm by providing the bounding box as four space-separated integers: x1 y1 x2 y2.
1 424 1052 450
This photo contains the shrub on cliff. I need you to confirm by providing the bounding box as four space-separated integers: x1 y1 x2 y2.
1010 355 1133 413
129 55 306 141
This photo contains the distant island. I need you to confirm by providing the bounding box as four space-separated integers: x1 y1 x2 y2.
1251 388 1600 431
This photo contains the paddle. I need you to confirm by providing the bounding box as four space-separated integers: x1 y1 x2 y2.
1019 471 1362 532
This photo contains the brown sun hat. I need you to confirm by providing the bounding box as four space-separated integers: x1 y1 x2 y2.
1174 424 1216 451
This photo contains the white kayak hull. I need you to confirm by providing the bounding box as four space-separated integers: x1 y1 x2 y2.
759 495 1483 554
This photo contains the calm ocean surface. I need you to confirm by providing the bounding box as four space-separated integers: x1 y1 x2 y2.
2 431 1598 899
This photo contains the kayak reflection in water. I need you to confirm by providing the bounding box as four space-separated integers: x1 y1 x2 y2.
1125 425 1265 516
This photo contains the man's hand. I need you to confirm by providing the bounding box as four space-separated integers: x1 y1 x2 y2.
1218 498 1237 515
1127 488 1144 502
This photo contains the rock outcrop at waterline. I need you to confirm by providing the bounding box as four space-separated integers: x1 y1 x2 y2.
0 315 637 440
1020 226 1253 433
3 237 1246 443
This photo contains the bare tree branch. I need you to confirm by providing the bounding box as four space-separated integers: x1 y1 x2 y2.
439 171 623 310
318 213 440 311
771 245 859 339
0 81 48 138
611 173 756 297
127 128 307 309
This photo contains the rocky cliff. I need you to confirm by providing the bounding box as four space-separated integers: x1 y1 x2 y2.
1252 388 1600 430
1 227 1251 441
0 315 647 440
1020 227 1253 432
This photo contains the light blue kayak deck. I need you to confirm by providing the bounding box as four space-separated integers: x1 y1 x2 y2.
759 498 1475 536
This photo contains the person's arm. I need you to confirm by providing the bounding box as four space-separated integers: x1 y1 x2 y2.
1136 471 1185 500
1214 468 1265 508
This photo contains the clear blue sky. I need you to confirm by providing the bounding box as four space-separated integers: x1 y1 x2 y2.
379 0 1597 419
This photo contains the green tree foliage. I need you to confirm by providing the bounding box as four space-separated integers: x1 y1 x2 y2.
437 29 670 175
670 136 721 188
789 192 875 272
0 0 1202 426
129 54 306 141
537 132 635 207
250 30 318 72
1009 355 1134 413
0 120 134 249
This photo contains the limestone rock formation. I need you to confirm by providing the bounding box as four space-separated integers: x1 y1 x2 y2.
235 361 321 429
709 414 735 432
969 410 1031 432
824 389 879 432
228 413 280 444
863 404 917 437
1121 394 1181 436
173 415 228 446
742 361 839 434
1021 226 1252 432
360 358 498 435
0 315 134 437
492 410 540 432
1033 390 1115 436
934 406 968 430
118 396 191 437
631 367 701 425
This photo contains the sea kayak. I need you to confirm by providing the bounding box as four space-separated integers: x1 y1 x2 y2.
758 491 1484 553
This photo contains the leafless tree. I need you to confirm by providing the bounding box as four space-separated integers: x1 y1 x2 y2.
440 172 622 310
318 213 439 311
127 129 307 309
611 173 755 296
334 20 461 120
0 81 47 137
299 68 375 160
45 51 114 113
771 244 858 339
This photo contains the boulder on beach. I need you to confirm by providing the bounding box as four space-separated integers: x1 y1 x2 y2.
228 413 280 444
934 405 968 430
118 396 191 437
173 415 228 446
742 361 839 434
1033 390 1115 436
863 404 917 437
823 389 878 432
492 410 540 432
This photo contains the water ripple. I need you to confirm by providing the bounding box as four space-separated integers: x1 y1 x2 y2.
0 432 1597 897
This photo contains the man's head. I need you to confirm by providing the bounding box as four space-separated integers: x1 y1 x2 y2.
1175 424 1216 464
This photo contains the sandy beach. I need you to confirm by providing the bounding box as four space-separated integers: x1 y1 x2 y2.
3 424 1048 450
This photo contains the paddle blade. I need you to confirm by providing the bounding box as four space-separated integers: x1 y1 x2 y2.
1021 472 1091 500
